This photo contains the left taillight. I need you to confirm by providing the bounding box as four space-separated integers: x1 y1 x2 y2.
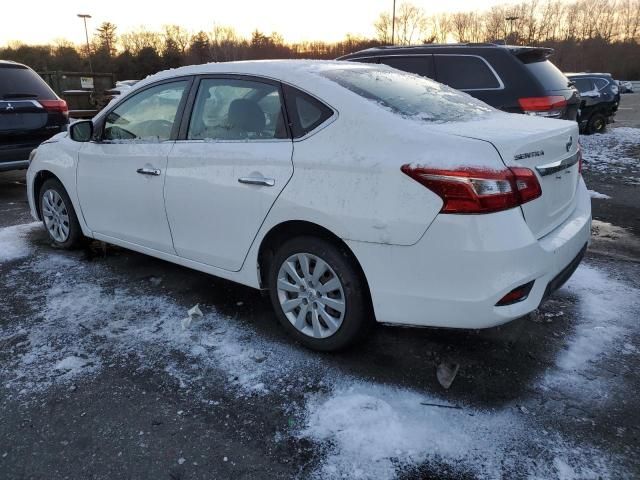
400 165 542 214
518 95 567 118
39 99 69 118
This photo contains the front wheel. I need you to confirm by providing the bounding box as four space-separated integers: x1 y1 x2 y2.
267 236 371 351
39 178 83 249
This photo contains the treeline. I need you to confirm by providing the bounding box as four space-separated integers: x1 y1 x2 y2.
1 0 639 81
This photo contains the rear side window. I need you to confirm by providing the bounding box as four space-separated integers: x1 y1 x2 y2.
283 85 333 138
523 60 570 92
573 78 594 93
434 55 500 90
0 65 56 99
379 56 435 79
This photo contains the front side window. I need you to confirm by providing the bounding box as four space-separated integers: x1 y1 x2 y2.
319 65 494 123
434 55 501 90
188 78 287 141
103 81 188 141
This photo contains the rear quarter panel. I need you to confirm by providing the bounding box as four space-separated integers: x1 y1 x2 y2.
260 103 505 246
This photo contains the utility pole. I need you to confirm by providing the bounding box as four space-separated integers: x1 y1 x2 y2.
77 14 93 73
391 0 396 45
506 15 519 44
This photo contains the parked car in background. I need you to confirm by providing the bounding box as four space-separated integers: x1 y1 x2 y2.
338 43 580 121
1 60 68 172
566 73 620 134
616 80 634 94
26 61 590 351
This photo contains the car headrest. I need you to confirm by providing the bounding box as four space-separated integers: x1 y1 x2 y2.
228 99 265 134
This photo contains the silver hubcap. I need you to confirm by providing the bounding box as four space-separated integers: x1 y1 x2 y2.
276 253 346 339
42 189 70 243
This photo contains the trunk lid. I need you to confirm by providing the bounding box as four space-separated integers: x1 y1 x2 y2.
430 114 581 239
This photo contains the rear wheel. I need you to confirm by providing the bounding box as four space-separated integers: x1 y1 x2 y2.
586 112 607 134
39 178 83 249
268 236 371 351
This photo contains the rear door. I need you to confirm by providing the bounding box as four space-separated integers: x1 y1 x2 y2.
165 75 293 272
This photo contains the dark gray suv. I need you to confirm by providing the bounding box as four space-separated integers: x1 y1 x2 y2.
1 60 69 172
338 43 580 121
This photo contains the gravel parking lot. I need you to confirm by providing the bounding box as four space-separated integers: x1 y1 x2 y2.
1 98 639 479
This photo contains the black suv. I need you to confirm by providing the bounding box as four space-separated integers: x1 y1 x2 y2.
566 73 620 134
1 60 68 172
338 43 580 121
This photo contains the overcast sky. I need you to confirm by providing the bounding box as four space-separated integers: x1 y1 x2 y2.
3 0 523 46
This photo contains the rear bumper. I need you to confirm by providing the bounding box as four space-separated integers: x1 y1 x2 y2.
348 178 592 328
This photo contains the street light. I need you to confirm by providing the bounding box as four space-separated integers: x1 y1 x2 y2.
506 15 519 44
77 13 93 73
391 0 396 45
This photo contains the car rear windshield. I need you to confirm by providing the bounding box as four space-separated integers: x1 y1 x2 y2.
319 66 494 123
0 64 56 99
522 60 571 92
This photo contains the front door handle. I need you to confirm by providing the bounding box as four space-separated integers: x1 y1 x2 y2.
137 167 161 176
238 176 275 187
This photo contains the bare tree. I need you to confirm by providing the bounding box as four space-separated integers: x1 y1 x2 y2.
374 2 427 45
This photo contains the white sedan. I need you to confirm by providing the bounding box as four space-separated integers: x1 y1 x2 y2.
26 60 591 351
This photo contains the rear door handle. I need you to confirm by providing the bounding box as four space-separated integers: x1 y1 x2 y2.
238 176 275 187
136 167 161 176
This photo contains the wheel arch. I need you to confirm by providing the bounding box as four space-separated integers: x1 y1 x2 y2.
256 220 374 313
32 170 61 220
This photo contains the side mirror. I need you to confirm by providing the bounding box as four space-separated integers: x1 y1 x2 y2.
69 120 94 142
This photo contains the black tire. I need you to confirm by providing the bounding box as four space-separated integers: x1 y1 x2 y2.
39 178 83 249
267 236 372 351
586 112 607 134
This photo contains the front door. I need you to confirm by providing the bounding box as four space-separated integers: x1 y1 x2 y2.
77 79 190 253
165 76 294 271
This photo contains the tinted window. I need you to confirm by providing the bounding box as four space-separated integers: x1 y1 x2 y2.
434 55 500 90
0 65 56 99
319 66 494 123
523 60 570 91
593 78 609 90
284 85 333 138
379 56 435 79
188 78 286 140
573 78 595 93
104 81 188 141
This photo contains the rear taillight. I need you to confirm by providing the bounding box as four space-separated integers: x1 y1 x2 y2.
39 99 69 118
518 96 567 118
401 165 542 214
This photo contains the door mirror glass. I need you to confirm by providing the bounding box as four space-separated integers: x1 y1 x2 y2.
69 120 93 142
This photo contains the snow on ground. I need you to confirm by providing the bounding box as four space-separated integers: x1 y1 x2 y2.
0 222 40 263
581 127 640 182
0 225 637 478
588 189 611 199
1 251 319 397
298 263 638 480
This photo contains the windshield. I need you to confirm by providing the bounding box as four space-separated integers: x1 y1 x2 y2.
319 66 494 123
